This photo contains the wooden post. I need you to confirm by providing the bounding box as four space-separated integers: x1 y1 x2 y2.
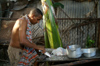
98 22 100 50
96 0 100 50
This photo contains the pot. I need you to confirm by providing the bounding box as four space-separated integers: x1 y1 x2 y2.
67 45 82 58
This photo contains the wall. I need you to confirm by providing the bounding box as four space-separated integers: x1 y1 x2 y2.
0 0 99 47
0 0 44 44
56 0 97 47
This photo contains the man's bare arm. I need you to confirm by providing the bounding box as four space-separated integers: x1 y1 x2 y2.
18 18 45 52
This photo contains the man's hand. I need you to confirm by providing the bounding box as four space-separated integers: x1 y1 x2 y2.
38 46 45 53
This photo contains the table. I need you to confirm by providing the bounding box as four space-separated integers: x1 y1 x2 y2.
37 49 100 66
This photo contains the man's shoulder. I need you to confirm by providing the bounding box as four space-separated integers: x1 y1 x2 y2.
16 17 27 23
18 16 25 21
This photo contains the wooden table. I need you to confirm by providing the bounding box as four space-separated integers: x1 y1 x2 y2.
37 50 100 66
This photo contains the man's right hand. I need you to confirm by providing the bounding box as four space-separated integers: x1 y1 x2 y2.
38 46 45 53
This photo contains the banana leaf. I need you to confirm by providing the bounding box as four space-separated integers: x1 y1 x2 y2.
43 15 50 48
41 0 63 48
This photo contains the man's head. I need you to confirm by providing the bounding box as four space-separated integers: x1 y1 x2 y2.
28 8 43 24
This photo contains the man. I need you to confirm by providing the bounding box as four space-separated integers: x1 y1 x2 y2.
7 8 45 66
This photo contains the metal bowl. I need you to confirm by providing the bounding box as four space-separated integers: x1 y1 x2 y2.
82 48 97 57
83 51 96 57
67 45 82 58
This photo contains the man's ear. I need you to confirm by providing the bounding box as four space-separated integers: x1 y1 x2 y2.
30 15 34 19
31 15 34 17
32 15 36 18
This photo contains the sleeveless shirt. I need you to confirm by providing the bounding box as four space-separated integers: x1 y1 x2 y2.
18 15 38 66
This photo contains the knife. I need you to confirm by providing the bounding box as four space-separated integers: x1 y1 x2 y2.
39 50 51 57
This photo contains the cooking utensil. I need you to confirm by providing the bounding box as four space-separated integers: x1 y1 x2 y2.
67 45 82 58
44 52 51 57
82 48 97 57
39 50 51 57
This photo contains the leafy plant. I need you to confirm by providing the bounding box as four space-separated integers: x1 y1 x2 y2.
86 35 95 48
41 0 63 49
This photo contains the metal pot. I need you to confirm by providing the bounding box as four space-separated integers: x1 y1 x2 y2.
67 45 82 58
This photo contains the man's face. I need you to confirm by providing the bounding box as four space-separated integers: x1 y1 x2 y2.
31 15 42 24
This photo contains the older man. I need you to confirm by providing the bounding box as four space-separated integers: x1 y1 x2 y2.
7 8 45 66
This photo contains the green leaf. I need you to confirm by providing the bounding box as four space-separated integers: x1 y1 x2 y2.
43 15 51 48
86 35 95 48
42 0 63 48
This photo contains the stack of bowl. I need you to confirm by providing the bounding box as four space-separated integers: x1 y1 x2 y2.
82 48 97 57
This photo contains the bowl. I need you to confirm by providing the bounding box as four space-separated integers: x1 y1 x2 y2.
82 48 97 57
83 51 96 57
67 45 82 58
